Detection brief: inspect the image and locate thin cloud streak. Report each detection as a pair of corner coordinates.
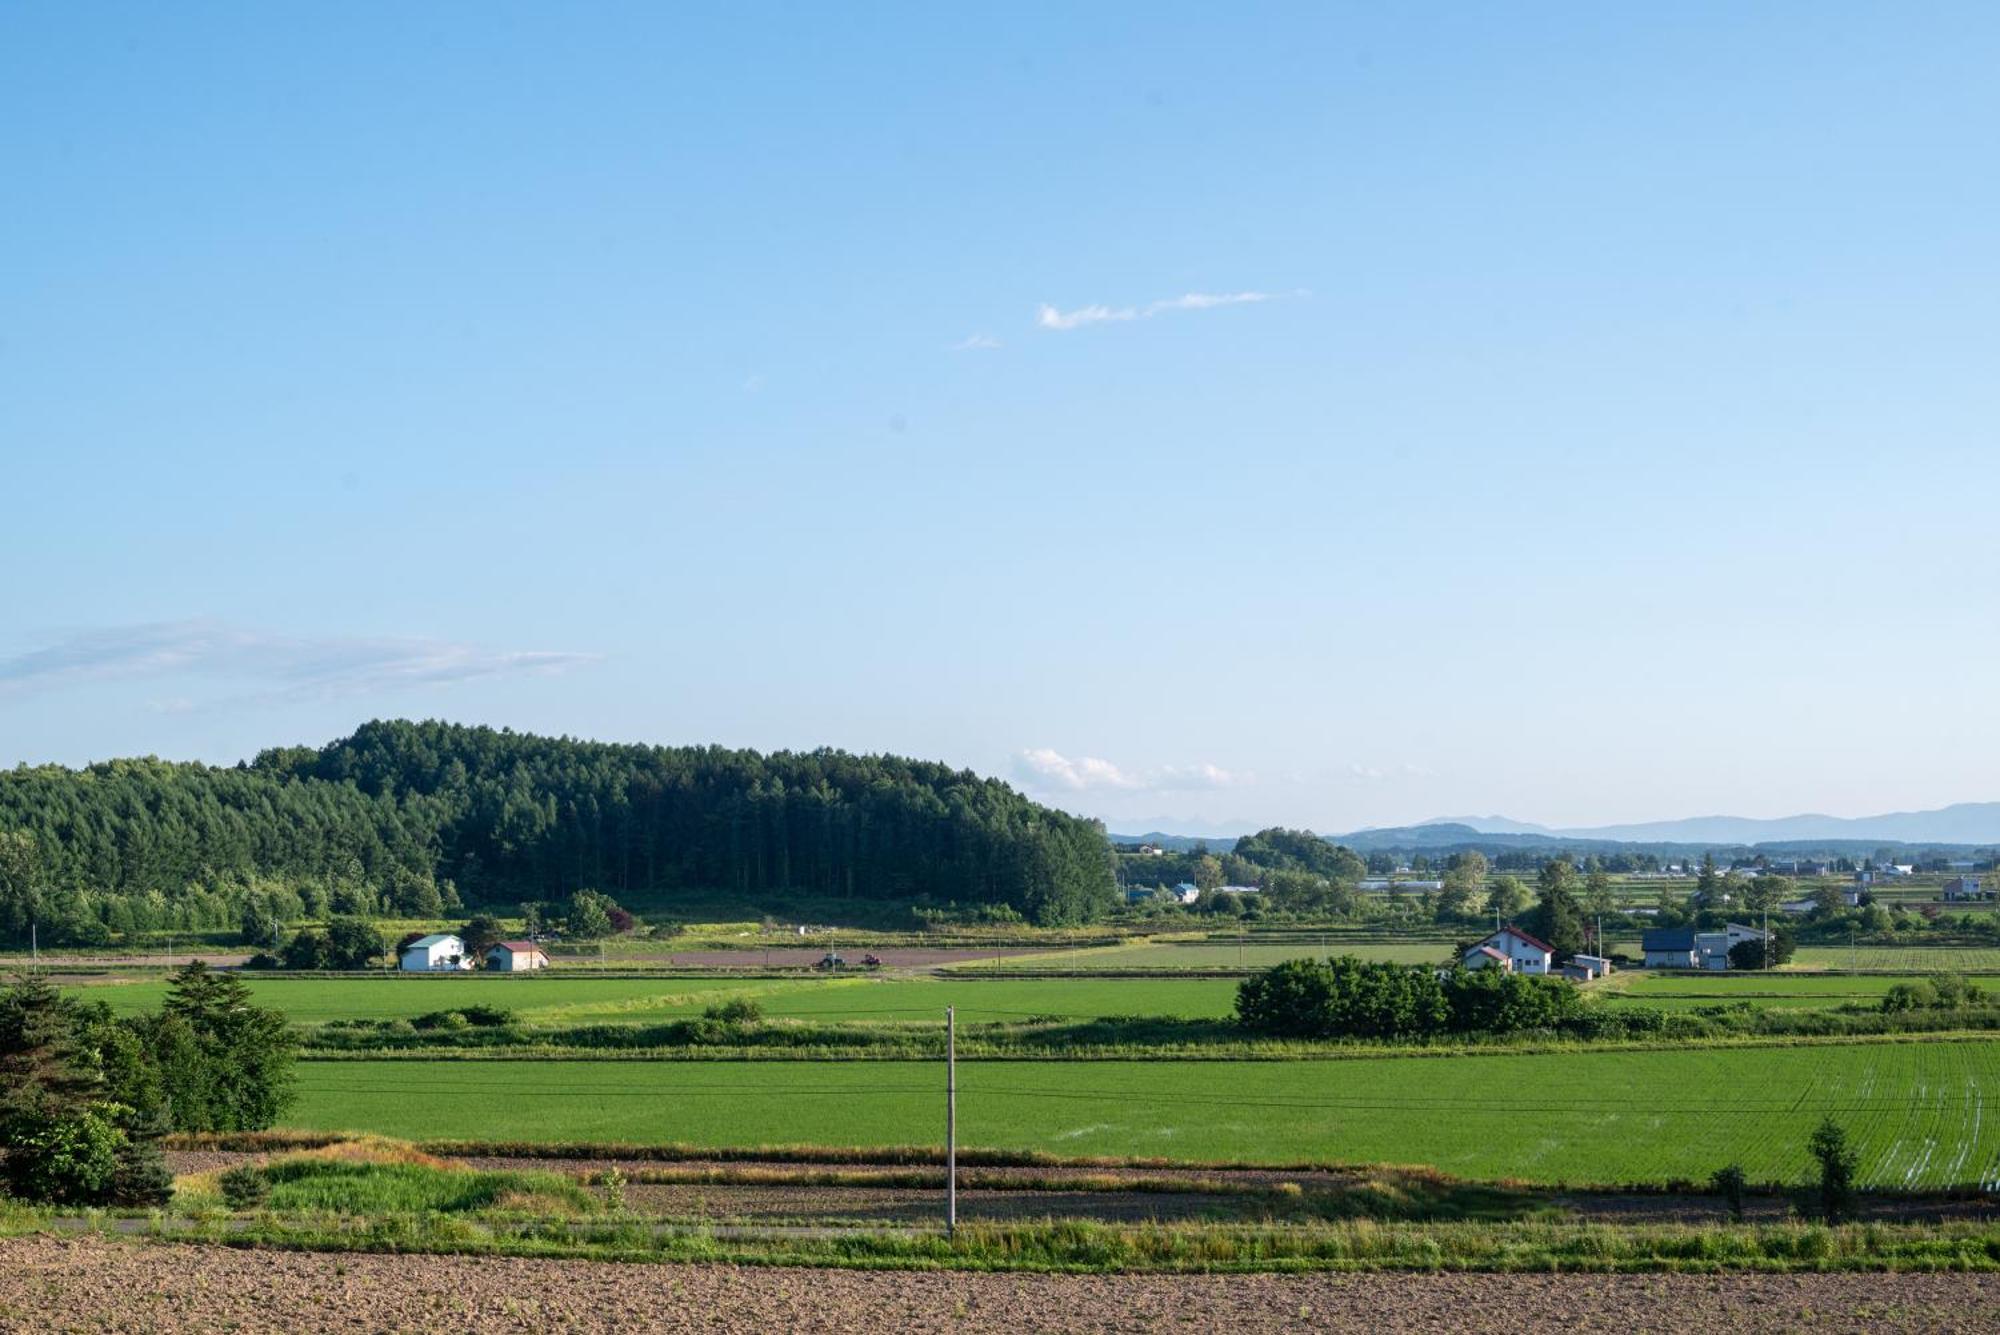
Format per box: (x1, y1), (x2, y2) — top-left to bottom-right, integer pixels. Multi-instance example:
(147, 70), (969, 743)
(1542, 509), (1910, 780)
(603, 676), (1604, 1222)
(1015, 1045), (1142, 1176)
(1036, 290), (1283, 332)
(0, 620), (600, 704)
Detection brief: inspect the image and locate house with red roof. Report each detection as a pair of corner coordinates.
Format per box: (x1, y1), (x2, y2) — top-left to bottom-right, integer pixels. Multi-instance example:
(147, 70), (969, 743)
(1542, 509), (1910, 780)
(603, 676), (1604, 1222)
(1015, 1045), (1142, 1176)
(484, 940), (551, 972)
(1460, 925), (1554, 975)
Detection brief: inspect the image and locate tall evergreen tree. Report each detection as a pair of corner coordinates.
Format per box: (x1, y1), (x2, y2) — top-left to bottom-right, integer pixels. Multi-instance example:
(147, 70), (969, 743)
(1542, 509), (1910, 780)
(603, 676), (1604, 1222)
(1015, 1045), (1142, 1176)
(1523, 860), (1587, 960)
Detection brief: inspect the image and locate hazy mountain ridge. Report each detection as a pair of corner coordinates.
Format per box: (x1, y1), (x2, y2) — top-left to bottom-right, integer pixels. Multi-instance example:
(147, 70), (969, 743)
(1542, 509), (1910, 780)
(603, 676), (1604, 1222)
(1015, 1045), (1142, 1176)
(1427, 802), (2000, 847)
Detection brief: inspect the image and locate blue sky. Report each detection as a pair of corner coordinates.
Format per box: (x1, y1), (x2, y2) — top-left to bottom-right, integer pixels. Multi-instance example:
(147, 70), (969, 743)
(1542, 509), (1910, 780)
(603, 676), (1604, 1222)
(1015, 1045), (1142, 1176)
(4, 3), (1998, 833)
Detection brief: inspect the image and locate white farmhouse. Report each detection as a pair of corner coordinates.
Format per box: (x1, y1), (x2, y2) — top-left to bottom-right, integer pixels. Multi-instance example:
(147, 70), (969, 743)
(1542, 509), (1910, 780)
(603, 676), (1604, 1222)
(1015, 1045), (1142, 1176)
(1641, 928), (1699, 969)
(1460, 926), (1554, 975)
(399, 933), (471, 972)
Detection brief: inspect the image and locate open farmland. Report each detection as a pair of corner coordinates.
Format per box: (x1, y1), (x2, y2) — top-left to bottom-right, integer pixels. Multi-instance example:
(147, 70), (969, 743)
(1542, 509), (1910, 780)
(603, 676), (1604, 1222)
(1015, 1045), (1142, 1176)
(67, 974), (795, 1022)
(1014, 939), (1456, 971)
(286, 1039), (2000, 1188)
(1790, 947), (2000, 973)
(1598, 973), (1934, 1011)
(8, 1235), (1996, 1333)
(66, 973), (1243, 1025)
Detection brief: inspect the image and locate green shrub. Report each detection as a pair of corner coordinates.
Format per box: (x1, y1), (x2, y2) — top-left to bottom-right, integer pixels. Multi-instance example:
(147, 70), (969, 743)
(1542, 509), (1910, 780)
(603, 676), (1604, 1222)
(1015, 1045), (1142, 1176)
(219, 1164), (270, 1208)
(1710, 1164), (1747, 1220)
(702, 997), (764, 1025)
(3, 1109), (124, 1206)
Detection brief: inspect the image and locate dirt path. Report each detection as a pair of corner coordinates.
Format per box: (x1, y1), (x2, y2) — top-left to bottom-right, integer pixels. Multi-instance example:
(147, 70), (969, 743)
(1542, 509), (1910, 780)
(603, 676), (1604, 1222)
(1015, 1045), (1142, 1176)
(0, 1235), (1994, 1332)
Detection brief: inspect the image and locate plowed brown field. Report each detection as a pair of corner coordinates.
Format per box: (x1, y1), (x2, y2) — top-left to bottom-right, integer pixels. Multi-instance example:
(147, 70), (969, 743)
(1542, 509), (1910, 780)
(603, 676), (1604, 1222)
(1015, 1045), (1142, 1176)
(0, 1235), (1995, 1333)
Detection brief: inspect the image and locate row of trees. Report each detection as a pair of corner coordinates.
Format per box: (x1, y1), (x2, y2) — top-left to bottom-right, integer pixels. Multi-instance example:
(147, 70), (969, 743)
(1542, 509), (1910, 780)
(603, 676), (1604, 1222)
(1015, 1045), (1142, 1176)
(0, 721), (1118, 938)
(1234, 957), (1584, 1041)
(0, 966), (295, 1205)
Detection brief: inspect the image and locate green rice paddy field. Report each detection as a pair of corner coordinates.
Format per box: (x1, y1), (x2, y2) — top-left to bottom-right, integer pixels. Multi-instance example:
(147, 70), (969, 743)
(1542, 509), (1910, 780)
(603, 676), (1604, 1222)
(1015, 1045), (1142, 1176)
(1021, 940), (1455, 970)
(288, 1040), (2000, 1188)
(1789, 947), (2000, 972)
(69, 974), (1244, 1023)
(1598, 973), (1929, 1011)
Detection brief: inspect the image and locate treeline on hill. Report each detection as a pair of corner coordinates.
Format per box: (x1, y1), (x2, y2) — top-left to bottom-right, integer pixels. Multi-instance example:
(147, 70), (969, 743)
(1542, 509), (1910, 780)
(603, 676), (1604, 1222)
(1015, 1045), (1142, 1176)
(0, 721), (1115, 945)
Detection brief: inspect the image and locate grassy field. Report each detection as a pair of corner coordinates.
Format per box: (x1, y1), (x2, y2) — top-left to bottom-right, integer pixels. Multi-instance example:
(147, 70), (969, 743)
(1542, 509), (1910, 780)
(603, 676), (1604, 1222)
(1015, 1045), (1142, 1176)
(1790, 947), (2000, 973)
(284, 1040), (2000, 1187)
(1009, 940), (1455, 971)
(69, 973), (1244, 1024)
(69, 975), (787, 1022)
(1596, 973), (1930, 1011)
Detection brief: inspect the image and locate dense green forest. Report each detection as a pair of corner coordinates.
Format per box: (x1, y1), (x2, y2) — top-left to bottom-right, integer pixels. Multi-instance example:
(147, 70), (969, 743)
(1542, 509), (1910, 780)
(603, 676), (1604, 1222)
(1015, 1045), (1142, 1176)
(0, 721), (1116, 943)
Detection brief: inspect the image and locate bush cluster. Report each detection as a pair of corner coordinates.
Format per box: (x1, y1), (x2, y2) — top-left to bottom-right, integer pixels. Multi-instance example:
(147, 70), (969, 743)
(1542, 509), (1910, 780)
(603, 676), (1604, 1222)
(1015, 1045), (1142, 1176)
(0, 964), (297, 1207)
(1235, 958), (1585, 1041)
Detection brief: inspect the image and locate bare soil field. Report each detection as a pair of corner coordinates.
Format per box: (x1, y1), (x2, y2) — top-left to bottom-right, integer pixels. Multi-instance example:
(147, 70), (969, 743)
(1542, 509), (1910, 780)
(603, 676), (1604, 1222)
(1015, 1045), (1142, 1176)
(0, 953), (251, 969)
(0, 1235), (1994, 1333)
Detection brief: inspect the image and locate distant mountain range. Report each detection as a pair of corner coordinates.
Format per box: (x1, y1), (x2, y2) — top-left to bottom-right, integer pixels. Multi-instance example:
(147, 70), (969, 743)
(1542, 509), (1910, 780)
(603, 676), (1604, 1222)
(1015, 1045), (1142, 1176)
(1402, 803), (2000, 847)
(1106, 830), (1244, 852)
(1116, 802), (2000, 855)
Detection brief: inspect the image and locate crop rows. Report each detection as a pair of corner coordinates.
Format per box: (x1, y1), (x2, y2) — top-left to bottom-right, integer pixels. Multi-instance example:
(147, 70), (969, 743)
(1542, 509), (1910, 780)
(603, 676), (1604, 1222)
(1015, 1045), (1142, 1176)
(283, 1040), (2000, 1188)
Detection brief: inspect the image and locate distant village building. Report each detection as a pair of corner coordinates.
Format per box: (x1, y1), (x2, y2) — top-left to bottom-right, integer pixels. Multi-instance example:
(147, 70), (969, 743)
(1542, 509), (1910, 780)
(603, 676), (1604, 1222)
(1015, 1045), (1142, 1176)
(1562, 952), (1612, 982)
(1173, 883), (1200, 904)
(1641, 928), (1700, 970)
(1943, 876), (1991, 902)
(1642, 924), (1767, 970)
(484, 940), (550, 972)
(1460, 926), (1554, 975)
(1216, 884), (1260, 896)
(1570, 953), (1612, 980)
(399, 933), (471, 972)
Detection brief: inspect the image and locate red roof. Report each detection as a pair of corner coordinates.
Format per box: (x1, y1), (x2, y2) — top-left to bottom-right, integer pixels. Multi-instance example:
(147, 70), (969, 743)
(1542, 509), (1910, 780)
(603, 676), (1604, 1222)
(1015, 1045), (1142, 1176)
(490, 940), (544, 954)
(1472, 945), (1507, 961)
(1491, 925), (1555, 955)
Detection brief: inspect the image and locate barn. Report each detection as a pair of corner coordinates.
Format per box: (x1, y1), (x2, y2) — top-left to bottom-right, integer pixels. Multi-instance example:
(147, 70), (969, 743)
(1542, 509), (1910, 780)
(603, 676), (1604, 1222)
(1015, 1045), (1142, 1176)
(485, 940), (551, 972)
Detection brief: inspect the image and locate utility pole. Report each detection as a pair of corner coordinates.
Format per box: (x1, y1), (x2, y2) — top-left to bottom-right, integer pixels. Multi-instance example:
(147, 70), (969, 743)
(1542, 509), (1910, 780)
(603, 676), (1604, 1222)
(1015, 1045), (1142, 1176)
(29, 920), (36, 965)
(945, 1005), (957, 1238)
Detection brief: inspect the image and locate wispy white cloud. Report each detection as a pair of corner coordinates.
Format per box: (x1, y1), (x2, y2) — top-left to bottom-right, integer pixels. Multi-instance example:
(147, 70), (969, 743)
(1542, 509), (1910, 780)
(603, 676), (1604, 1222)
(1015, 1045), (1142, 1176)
(1036, 289), (1287, 332)
(1015, 748), (1247, 793)
(950, 333), (1003, 351)
(1160, 761), (1248, 789)
(1347, 761), (1433, 784)
(1035, 303), (1138, 331)
(1144, 291), (1274, 314)
(0, 620), (600, 705)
